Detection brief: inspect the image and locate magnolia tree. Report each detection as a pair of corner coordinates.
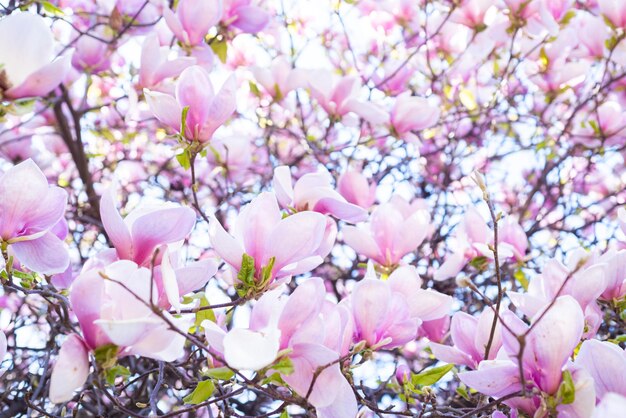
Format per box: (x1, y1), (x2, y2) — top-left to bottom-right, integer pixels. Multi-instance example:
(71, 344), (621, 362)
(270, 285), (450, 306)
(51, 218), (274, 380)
(1, 0), (626, 417)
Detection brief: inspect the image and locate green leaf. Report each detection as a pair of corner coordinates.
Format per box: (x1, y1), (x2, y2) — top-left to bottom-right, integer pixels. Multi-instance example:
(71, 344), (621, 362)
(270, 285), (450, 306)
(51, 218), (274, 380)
(195, 296), (217, 328)
(260, 257), (276, 287)
(469, 256), (489, 271)
(557, 370), (576, 405)
(184, 380), (215, 405)
(40, 1), (64, 16)
(514, 268), (529, 291)
(176, 150), (191, 170)
(203, 367), (234, 380)
(279, 410), (290, 418)
(559, 10), (576, 25)
(238, 254), (256, 286)
(539, 47), (549, 70)
(456, 384), (470, 401)
(249, 81), (261, 97)
(272, 356), (294, 376)
(94, 344), (119, 369)
(105, 365), (131, 385)
(180, 105), (190, 136)
(411, 364), (454, 387)
(210, 39), (228, 63)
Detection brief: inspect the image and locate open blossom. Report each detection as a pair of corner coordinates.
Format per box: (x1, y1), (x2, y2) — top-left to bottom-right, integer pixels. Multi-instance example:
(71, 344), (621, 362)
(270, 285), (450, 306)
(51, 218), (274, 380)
(574, 339), (626, 402)
(145, 65), (236, 143)
(209, 192), (331, 290)
(273, 165), (367, 223)
(434, 208), (525, 281)
(100, 186), (197, 266)
(98, 187), (216, 310)
(164, 0), (222, 47)
(507, 256), (607, 337)
(308, 72), (387, 123)
(250, 56), (305, 99)
(343, 264), (452, 350)
(138, 34), (196, 90)
(390, 93), (440, 142)
(0, 13), (71, 99)
(71, 34), (111, 74)
(202, 278), (357, 417)
(342, 195), (430, 267)
(430, 308), (502, 369)
(337, 168), (377, 209)
(70, 260), (191, 358)
(0, 159), (69, 274)
(222, 0), (270, 33)
(460, 296), (588, 416)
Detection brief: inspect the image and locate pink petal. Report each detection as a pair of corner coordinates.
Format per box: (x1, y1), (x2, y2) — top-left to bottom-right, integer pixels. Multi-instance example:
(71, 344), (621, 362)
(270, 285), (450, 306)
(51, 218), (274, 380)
(95, 317), (163, 347)
(575, 339), (626, 400)
(11, 232), (69, 275)
(459, 360), (522, 397)
(49, 334), (90, 403)
(208, 216), (245, 270)
(312, 197), (368, 223)
(351, 278), (391, 346)
(144, 90), (182, 131)
(130, 206), (196, 264)
(279, 278), (326, 346)
(430, 343), (475, 368)
(342, 226), (381, 262)
(433, 252), (466, 281)
(230, 5), (270, 33)
(272, 165), (295, 208)
(223, 328), (280, 371)
(99, 187), (132, 259)
(6, 54), (71, 99)
(178, 0), (222, 45)
(70, 269), (108, 349)
(266, 212), (327, 270)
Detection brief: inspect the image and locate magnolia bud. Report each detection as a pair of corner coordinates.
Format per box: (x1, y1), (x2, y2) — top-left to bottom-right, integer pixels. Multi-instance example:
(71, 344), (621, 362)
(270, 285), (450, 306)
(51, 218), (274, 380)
(396, 364), (411, 385)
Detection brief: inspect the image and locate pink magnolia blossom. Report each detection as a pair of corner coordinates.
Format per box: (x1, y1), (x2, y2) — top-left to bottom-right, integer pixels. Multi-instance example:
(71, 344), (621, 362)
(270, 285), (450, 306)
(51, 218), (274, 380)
(308, 72), (387, 124)
(342, 195), (430, 267)
(145, 65), (236, 143)
(337, 168), (377, 209)
(202, 278), (357, 417)
(0, 13), (72, 99)
(163, 0), (222, 47)
(343, 264), (452, 350)
(430, 308), (502, 369)
(434, 208), (523, 281)
(390, 93), (441, 142)
(451, 0), (494, 28)
(599, 0), (626, 28)
(460, 297), (588, 415)
(507, 257), (607, 337)
(71, 35), (111, 74)
(222, 0), (270, 34)
(598, 249), (626, 301)
(49, 334), (90, 403)
(574, 339), (626, 401)
(138, 34), (196, 90)
(70, 259), (191, 359)
(250, 56), (305, 99)
(100, 186), (197, 266)
(273, 165), (367, 223)
(208, 192), (331, 289)
(0, 159), (69, 274)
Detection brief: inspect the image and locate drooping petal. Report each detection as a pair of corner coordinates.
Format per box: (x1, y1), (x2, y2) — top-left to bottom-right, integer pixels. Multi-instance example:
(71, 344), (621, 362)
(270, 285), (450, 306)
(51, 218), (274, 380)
(99, 187), (132, 259)
(161, 248), (181, 313)
(459, 360), (522, 397)
(144, 89), (182, 131)
(49, 334), (90, 404)
(208, 216), (245, 269)
(5, 54), (71, 99)
(433, 252), (466, 281)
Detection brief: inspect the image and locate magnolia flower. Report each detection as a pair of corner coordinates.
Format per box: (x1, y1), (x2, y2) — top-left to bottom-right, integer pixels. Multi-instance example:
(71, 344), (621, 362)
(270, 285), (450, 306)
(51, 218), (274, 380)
(337, 169), (377, 209)
(431, 309), (502, 369)
(70, 260), (191, 359)
(71, 34), (111, 73)
(575, 339), (626, 401)
(0, 159), (69, 274)
(390, 93), (440, 142)
(0, 13), (71, 99)
(507, 258), (606, 337)
(343, 264), (452, 350)
(434, 208), (523, 281)
(138, 34), (196, 89)
(145, 65), (236, 143)
(307, 71), (387, 124)
(273, 165), (367, 223)
(460, 296), (586, 414)
(209, 192), (331, 290)
(598, 249), (626, 301)
(342, 195), (430, 267)
(250, 56), (305, 99)
(203, 278), (357, 417)
(163, 0), (222, 47)
(100, 186), (197, 266)
(222, 0), (270, 33)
